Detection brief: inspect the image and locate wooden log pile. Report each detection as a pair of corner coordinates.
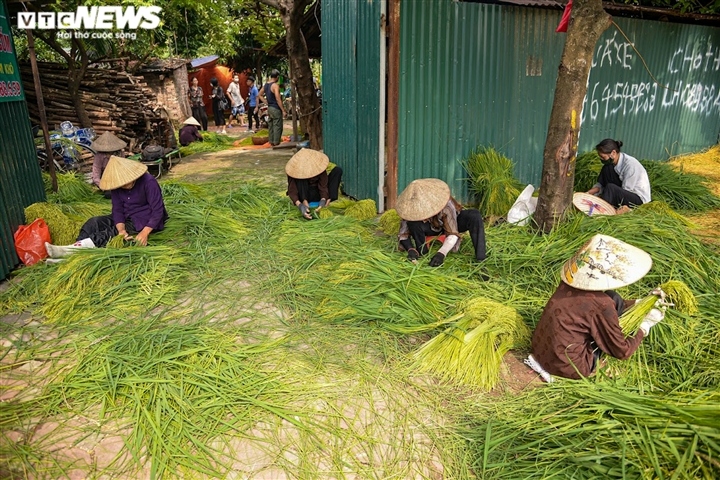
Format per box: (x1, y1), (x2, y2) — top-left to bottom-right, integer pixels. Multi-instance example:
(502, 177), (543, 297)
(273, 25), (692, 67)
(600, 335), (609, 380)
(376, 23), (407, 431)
(20, 62), (173, 165)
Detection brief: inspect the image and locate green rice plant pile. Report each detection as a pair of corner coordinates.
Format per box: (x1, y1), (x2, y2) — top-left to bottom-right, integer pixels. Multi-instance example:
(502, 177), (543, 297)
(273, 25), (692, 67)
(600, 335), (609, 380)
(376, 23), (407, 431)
(24, 202), (81, 245)
(641, 159), (720, 212)
(236, 129), (270, 146)
(106, 233), (130, 248)
(44, 172), (98, 204)
(178, 132), (236, 156)
(6, 247), (184, 324)
(572, 151), (602, 192)
(462, 146), (524, 217)
(315, 208), (333, 219)
(635, 200), (694, 227)
(326, 197), (356, 211)
(414, 297), (530, 390)
(378, 209), (401, 235)
(344, 199), (377, 221)
(465, 381), (720, 479)
(619, 280), (696, 335)
(56, 201), (110, 223)
(40, 321), (305, 479)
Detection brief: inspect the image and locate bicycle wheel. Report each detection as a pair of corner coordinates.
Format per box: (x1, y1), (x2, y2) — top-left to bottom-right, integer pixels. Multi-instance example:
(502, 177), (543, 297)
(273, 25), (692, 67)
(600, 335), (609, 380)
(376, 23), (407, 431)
(37, 144), (67, 173)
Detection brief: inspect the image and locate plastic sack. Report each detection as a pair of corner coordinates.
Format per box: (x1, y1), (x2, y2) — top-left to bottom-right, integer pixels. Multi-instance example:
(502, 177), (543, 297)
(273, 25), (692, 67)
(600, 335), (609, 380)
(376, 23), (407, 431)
(14, 218), (52, 266)
(507, 184), (538, 226)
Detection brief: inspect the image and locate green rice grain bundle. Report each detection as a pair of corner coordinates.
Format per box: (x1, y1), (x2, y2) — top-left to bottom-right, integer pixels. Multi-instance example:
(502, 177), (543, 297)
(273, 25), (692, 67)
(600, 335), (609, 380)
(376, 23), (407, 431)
(327, 197), (356, 211)
(316, 208), (334, 219)
(24, 202), (80, 245)
(47, 172), (97, 203)
(462, 146), (524, 217)
(619, 280), (697, 335)
(378, 209), (402, 236)
(414, 297), (530, 390)
(661, 279), (698, 316)
(345, 199), (377, 221)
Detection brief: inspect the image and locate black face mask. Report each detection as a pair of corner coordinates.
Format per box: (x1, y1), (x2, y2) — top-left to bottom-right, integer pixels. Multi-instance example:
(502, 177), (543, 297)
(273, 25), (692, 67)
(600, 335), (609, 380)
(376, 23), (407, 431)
(600, 157), (614, 166)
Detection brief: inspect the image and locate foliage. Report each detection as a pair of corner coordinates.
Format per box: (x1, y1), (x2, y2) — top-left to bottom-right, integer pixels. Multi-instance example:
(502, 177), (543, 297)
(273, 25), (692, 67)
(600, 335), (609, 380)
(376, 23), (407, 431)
(620, 0), (720, 15)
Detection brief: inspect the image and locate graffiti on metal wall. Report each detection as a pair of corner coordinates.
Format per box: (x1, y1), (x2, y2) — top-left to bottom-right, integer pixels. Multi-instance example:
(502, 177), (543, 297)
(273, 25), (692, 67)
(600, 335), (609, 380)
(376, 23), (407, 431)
(581, 30), (720, 123)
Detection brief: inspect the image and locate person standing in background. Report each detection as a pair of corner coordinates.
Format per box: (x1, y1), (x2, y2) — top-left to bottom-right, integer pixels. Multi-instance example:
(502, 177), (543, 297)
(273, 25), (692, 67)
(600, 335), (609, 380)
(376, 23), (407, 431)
(259, 69), (286, 145)
(209, 77), (227, 135)
(226, 74), (245, 129)
(188, 77), (208, 131)
(246, 76), (260, 133)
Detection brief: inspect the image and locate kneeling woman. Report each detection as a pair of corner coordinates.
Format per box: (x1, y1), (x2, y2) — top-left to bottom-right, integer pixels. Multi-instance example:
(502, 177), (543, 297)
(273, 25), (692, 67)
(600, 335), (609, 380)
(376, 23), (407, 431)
(286, 149), (343, 220)
(45, 156), (168, 257)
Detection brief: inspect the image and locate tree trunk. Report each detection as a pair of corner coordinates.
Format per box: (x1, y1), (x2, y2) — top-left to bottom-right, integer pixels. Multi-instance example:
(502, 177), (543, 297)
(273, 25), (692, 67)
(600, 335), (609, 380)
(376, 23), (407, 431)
(68, 67), (92, 128)
(173, 65), (192, 119)
(281, 6), (323, 149)
(534, 0), (611, 233)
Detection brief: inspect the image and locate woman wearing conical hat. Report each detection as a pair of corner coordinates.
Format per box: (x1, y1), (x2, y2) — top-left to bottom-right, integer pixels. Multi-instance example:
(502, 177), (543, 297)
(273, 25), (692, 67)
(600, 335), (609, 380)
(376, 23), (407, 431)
(286, 149), (343, 220)
(179, 117), (203, 147)
(395, 178), (486, 267)
(90, 131), (127, 189)
(45, 156), (169, 258)
(526, 235), (666, 381)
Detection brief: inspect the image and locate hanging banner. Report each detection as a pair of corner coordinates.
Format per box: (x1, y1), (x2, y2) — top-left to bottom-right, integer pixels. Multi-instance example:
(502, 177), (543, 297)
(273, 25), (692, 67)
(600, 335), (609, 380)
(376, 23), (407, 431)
(0, 1), (24, 102)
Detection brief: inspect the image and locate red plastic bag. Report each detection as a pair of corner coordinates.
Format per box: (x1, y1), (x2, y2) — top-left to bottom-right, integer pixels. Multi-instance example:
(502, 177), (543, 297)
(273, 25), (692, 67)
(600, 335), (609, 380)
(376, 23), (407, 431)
(556, 0), (573, 33)
(14, 218), (52, 266)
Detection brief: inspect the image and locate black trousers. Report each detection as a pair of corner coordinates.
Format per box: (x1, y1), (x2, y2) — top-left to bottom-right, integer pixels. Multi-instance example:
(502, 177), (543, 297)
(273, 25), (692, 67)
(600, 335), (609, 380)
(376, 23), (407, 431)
(212, 100), (225, 126)
(406, 209), (486, 261)
(191, 106), (209, 131)
(77, 215), (136, 248)
(597, 164), (643, 207)
(296, 167), (343, 202)
(247, 105), (260, 130)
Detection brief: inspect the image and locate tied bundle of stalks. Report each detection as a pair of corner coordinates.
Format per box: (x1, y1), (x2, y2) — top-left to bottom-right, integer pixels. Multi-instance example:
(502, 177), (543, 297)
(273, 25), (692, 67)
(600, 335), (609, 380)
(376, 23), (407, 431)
(316, 208), (333, 219)
(327, 197), (358, 211)
(24, 202), (81, 245)
(378, 209), (401, 236)
(345, 199), (377, 221)
(46, 172), (97, 204)
(619, 280), (697, 335)
(106, 234), (129, 248)
(462, 146), (523, 217)
(414, 297), (530, 390)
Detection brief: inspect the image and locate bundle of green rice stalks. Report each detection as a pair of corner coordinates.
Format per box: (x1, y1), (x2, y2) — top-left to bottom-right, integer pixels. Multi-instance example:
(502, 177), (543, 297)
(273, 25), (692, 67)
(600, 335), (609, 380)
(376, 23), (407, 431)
(462, 146), (523, 217)
(42, 321), (302, 479)
(327, 197), (357, 211)
(161, 180), (209, 204)
(24, 202), (81, 245)
(178, 131), (235, 156)
(57, 201), (110, 223)
(572, 151), (602, 192)
(466, 381), (720, 479)
(641, 159), (720, 212)
(414, 297), (530, 390)
(378, 209), (401, 235)
(345, 199), (377, 221)
(619, 280), (696, 335)
(106, 234), (130, 248)
(45, 172), (97, 203)
(315, 208), (334, 219)
(36, 247), (184, 324)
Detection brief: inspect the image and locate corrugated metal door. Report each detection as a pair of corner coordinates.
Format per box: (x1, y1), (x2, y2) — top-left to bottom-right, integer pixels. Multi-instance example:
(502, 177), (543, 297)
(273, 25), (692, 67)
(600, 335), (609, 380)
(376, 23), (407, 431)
(578, 17), (720, 158)
(0, 0), (46, 278)
(323, 0), (380, 202)
(398, 2), (565, 201)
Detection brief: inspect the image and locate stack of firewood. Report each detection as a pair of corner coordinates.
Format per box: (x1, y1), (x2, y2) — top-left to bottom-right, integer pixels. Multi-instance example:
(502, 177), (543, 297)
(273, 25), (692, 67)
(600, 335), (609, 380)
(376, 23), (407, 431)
(20, 62), (172, 155)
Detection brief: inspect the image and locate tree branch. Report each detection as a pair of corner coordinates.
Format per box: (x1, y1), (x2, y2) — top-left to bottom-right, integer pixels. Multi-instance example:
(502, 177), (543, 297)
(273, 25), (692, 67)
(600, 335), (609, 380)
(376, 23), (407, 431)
(34, 31), (73, 65)
(258, 0), (280, 10)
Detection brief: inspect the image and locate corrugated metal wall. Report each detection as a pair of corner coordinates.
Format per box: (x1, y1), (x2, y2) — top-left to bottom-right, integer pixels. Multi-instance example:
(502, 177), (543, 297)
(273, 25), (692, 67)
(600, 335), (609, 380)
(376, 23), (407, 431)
(0, 0), (46, 278)
(322, 0), (380, 202)
(397, 0), (720, 201)
(578, 18), (720, 158)
(0, 101), (46, 279)
(399, 2), (564, 200)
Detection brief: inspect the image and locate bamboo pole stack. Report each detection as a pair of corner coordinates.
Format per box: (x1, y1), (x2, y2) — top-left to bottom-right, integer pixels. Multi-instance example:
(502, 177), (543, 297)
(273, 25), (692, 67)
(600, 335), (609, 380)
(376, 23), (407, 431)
(20, 62), (172, 161)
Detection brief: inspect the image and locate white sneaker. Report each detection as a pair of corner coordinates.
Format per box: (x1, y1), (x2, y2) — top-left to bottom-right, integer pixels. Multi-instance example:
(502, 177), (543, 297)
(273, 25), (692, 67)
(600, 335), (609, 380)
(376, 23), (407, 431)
(45, 238), (96, 258)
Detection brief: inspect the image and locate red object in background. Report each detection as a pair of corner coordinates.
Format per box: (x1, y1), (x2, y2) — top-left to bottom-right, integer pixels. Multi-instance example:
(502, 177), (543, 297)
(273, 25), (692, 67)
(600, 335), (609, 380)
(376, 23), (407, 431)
(14, 218), (52, 266)
(556, 0), (573, 33)
(190, 65), (248, 118)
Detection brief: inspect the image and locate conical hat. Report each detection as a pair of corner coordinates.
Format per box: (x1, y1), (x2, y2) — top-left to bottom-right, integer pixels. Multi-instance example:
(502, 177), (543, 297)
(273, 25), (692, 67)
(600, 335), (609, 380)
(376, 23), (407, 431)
(573, 192), (616, 216)
(91, 131), (127, 152)
(285, 149), (330, 179)
(183, 116), (201, 126)
(99, 156), (148, 190)
(395, 178), (451, 221)
(561, 234), (652, 291)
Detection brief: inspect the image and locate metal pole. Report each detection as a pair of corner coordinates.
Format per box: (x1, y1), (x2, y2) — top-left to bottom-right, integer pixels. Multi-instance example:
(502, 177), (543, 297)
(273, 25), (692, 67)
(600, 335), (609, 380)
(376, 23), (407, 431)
(25, 25), (57, 192)
(377, 0), (387, 212)
(386, 0), (400, 208)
